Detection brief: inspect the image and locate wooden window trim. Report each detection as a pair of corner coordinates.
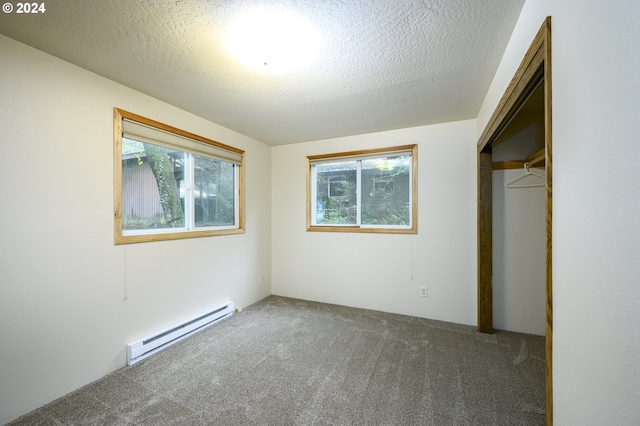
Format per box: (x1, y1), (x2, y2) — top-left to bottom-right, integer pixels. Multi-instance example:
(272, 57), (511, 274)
(113, 108), (245, 244)
(306, 144), (418, 234)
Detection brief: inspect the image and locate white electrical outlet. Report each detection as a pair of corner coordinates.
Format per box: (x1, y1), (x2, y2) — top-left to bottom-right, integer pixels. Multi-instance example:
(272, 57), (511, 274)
(420, 286), (428, 297)
(260, 275), (264, 284)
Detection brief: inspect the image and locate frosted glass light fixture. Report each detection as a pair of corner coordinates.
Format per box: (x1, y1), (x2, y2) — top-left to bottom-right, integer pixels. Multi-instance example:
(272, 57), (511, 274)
(225, 9), (320, 75)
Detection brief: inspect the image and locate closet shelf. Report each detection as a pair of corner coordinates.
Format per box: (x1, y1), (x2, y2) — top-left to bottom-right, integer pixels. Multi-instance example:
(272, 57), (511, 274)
(492, 148), (545, 170)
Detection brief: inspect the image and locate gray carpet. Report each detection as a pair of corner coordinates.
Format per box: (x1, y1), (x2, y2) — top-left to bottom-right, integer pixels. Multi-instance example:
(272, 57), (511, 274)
(9, 296), (545, 425)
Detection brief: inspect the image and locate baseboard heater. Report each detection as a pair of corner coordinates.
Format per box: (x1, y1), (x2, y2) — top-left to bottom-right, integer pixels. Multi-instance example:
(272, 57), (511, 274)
(126, 301), (234, 365)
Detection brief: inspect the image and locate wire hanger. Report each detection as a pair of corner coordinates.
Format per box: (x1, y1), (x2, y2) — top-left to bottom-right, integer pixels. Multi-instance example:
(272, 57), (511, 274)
(504, 163), (545, 188)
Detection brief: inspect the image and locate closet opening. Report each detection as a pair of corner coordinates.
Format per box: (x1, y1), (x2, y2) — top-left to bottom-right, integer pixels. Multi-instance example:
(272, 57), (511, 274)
(492, 81), (546, 335)
(476, 17), (552, 425)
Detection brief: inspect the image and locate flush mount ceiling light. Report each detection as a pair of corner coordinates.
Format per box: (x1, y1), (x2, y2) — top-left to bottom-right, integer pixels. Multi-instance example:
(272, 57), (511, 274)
(225, 9), (321, 75)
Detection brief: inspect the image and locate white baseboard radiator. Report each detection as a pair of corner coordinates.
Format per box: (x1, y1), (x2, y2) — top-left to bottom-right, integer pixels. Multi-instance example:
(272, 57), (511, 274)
(126, 301), (234, 366)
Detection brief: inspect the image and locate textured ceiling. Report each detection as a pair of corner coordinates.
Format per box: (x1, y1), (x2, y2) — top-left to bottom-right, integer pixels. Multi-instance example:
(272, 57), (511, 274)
(0, 0), (525, 146)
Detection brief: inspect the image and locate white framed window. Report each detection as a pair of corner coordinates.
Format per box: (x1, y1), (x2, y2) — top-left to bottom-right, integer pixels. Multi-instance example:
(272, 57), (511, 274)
(307, 145), (417, 234)
(114, 108), (245, 244)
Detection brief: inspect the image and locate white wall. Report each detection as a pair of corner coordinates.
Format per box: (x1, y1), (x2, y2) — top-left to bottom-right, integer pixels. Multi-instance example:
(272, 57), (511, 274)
(272, 120), (478, 325)
(492, 167), (545, 336)
(478, 0), (640, 423)
(492, 107), (546, 336)
(0, 35), (272, 424)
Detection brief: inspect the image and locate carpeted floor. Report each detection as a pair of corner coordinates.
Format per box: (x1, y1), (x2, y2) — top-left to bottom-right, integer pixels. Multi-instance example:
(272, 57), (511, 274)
(9, 296), (546, 425)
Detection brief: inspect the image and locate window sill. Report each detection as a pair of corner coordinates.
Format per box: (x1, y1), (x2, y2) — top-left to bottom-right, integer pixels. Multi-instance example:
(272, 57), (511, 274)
(114, 228), (245, 244)
(306, 225), (416, 234)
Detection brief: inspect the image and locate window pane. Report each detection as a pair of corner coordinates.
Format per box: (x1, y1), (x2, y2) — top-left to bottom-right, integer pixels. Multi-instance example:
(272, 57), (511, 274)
(361, 155), (411, 226)
(122, 138), (185, 230)
(314, 161), (357, 225)
(194, 155), (236, 227)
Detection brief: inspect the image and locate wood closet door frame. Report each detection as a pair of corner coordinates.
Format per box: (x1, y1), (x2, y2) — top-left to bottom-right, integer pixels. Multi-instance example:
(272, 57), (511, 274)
(476, 17), (553, 425)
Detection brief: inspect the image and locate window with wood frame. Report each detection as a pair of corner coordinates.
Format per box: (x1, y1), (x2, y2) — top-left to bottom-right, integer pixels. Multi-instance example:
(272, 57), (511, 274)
(114, 108), (245, 244)
(307, 145), (417, 234)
